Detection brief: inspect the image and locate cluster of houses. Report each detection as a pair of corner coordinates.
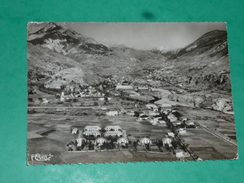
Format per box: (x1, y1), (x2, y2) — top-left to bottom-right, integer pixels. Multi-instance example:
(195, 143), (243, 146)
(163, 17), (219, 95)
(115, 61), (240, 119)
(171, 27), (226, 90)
(36, 75), (165, 108)
(134, 103), (168, 126)
(67, 125), (162, 152)
(59, 85), (105, 102)
(66, 103), (197, 158)
(73, 125), (125, 138)
(57, 79), (133, 103)
(67, 125), (129, 151)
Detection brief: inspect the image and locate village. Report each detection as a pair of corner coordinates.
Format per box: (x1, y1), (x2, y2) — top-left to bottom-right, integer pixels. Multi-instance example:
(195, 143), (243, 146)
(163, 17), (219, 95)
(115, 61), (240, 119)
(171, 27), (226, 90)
(65, 107), (198, 161)
(28, 75), (237, 164)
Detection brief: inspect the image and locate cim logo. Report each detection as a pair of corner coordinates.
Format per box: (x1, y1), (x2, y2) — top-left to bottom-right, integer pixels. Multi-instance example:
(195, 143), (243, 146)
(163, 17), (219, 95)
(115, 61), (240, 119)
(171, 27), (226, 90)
(30, 153), (53, 162)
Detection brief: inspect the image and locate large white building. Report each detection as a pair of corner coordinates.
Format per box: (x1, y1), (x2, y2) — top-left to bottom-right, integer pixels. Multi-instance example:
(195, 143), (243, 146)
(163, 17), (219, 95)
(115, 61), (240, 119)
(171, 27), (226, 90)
(115, 85), (134, 91)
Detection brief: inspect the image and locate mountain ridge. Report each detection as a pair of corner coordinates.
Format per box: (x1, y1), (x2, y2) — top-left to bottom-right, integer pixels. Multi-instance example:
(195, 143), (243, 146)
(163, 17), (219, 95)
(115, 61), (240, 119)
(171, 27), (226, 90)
(151, 29), (230, 92)
(28, 23), (230, 94)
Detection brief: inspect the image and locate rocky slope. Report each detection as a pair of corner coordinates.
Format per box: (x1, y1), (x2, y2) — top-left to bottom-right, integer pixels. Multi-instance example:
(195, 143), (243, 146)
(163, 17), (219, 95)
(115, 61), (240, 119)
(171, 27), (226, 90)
(28, 23), (232, 112)
(151, 30), (231, 92)
(149, 30), (233, 112)
(28, 22), (165, 89)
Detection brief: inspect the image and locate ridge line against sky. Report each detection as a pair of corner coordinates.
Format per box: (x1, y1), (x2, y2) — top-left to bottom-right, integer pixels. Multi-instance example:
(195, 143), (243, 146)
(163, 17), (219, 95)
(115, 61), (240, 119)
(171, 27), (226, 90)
(66, 22), (226, 50)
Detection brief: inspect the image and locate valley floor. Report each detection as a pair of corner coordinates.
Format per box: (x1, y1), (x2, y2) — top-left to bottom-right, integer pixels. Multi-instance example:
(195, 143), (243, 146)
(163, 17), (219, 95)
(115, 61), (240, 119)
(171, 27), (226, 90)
(27, 79), (237, 165)
(27, 106), (237, 165)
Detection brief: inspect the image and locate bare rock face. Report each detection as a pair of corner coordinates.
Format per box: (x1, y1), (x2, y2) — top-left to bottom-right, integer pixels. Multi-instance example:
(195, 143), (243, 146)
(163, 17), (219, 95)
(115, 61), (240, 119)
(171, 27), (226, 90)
(152, 30), (231, 93)
(27, 22), (47, 34)
(27, 22), (166, 90)
(212, 98), (226, 111)
(168, 93), (233, 113)
(44, 68), (85, 89)
(212, 98), (233, 113)
(168, 94), (204, 108)
(193, 97), (205, 108)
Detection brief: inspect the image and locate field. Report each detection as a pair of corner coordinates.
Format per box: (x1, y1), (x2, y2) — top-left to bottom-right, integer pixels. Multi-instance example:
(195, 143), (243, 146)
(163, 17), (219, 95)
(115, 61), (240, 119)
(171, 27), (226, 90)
(27, 106), (237, 165)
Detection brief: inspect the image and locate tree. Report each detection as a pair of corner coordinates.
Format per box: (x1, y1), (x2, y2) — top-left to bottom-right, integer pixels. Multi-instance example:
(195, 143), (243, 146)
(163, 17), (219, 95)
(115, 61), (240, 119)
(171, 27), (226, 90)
(104, 96), (108, 105)
(60, 84), (65, 90)
(134, 111), (140, 117)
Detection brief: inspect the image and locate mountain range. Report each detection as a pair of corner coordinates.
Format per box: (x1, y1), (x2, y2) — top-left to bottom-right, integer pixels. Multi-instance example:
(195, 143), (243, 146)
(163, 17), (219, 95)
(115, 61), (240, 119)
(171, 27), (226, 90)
(27, 22), (231, 94)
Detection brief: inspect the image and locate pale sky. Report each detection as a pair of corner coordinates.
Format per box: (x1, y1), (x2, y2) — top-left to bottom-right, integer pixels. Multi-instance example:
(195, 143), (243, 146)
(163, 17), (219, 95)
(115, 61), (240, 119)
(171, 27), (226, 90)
(67, 22), (226, 50)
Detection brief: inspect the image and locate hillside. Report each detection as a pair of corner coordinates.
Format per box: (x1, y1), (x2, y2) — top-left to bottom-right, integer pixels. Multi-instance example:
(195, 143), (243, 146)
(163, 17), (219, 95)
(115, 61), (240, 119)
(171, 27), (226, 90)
(27, 22), (166, 89)
(28, 22), (231, 97)
(151, 30), (231, 92)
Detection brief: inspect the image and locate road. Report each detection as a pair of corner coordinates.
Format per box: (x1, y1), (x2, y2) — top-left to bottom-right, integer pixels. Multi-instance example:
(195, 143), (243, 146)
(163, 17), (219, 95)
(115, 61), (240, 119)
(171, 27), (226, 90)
(195, 122), (237, 147)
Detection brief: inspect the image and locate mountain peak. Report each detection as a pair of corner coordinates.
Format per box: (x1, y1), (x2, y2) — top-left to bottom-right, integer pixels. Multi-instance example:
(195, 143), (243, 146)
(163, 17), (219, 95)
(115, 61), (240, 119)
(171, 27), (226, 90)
(169, 29), (227, 59)
(54, 22), (68, 30)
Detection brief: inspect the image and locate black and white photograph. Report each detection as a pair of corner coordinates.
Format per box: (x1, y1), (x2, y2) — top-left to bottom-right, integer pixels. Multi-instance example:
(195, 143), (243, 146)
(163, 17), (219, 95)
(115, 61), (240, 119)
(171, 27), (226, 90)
(27, 22), (237, 165)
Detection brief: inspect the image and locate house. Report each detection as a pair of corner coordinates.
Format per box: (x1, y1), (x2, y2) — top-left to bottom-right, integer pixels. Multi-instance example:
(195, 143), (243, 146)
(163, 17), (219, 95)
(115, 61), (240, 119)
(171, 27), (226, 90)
(149, 117), (166, 126)
(172, 120), (185, 128)
(146, 111), (160, 116)
(177, 128), (186, 135)
(158, 103), (172, 109)
(126, 110), (135, 116)
(106, 111), (119, 116)
(137, 86), (149, 91)
(83, 125), (101, 131)
(145, 104), (158, 111)
(149, 117), (159, 125)
(125, 91), (140, 97)
(95, 137), (107, 145)
(167, 132), (175, 138)
(175, 150), (190, 159)
(104, 125), (122, 131)
(122, 81), (130, 85)
(100, 107), (108, 111)
(162, 137), (172, 146)
(168, 113), (178, 122)
(42, 98), (49, 104)
(71, 128), (79, 135)
(98, 97), (112, 101)
(104, 131), (123, 137)
(137, 114), (150, 121)
(83, 130), (101, 137)
(139, 137), (152, 145)
(185, 121), (196, 128)
(117, 137), (128, 144)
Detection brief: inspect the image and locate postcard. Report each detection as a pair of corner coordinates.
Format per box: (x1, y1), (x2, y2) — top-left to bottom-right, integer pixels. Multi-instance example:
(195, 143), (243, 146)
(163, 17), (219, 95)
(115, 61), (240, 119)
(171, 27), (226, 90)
(27, 22), (237, 165)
